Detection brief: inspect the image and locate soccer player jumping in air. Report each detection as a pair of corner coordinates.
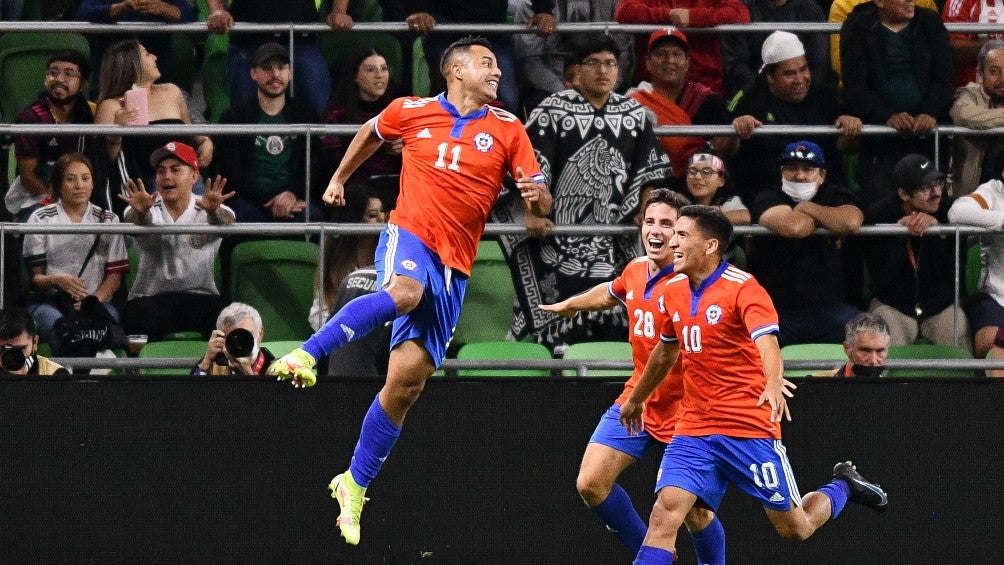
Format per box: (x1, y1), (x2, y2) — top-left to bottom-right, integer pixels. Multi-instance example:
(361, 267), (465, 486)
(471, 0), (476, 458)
(268, 36), (551, 545)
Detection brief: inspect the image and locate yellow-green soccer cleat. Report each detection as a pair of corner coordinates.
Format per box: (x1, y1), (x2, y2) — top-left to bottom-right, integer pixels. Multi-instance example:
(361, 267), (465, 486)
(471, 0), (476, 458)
(329, 471), (369, 545)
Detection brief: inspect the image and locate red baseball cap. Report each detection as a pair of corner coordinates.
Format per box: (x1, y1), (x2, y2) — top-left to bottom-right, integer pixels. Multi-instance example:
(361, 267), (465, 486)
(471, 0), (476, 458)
(648, 27), (688, 52)
(150, 141), (199, 171)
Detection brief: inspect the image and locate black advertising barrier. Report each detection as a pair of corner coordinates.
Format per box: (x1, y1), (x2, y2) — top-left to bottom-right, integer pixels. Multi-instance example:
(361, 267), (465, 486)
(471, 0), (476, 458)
(1, 377), (1002, 564)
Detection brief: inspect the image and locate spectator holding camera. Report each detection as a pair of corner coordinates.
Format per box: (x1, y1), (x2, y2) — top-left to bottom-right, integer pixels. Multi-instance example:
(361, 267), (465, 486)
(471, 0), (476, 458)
(0, 307), (67, 376)
(192, 302), (274, 376)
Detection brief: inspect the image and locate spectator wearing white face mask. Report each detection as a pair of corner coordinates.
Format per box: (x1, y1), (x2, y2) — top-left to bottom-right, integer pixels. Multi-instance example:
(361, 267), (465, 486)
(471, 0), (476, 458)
(747, 140), (864, 347)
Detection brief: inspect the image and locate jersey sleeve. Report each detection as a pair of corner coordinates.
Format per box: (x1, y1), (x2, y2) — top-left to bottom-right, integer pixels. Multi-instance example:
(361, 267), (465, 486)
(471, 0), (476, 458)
(103, 215), (129, 276)
(609, 273), (627, 306)
(507, 125), (546, 185)
(738, 280), (780, 341)
(22, 212), (47, 269)
(374, 97), (406, 141)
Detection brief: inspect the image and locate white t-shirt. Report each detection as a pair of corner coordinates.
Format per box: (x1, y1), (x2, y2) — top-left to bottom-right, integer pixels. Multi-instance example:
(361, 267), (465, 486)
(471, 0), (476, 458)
(125, 196), (234, 300)
(948, 178), (1004, 305)
(23, 202), (128, 294)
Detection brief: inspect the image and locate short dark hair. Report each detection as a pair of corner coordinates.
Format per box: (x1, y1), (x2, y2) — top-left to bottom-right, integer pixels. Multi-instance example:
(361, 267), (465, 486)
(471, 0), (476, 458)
(645, 188), (690, 212)
(0, 308), (36, 340)
(440, 35), (494, 79)
(571, 33), (621, 65)
(679, 204), (733, 254)
(47, 49), (90, 81)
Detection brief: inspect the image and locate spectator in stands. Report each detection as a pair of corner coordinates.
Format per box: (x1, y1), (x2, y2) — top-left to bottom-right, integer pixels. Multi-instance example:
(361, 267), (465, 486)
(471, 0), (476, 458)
(192, 302), (275, 376)
(679, 152), (750, 225)
(0, 307), (66, 376)
(948, 145), (1004, 358)
(493, 34), (672, 353)
(616, 0), (751, 95)
(205, 0), (340, 117)
(75, 0), (196, 87)
(310, 185), (386, 332)
(840, 0), (954, 206)
(748, 141), (863, 346)
(23, 153), (128, 351)
(94, 39), (212, 214)
(988, 323), (1004, 376)
(721, 0), (830, 97)
(10, 50), (100, 222)
(814, 312), (890, 377)
(627, 28), (736, 190)
(217, 42), (322, 223)
(828, 0), (938, 86)
(514, 0), (631, 114)
(397, 1), (557, 112)
(321, 46), (401, 210)
(941, 0), (1004, 88)
(118, 141), (235, 341)
(949, 40), (1004, 197)
(865, 154), (969, 350)
(729, 31), (862, 206)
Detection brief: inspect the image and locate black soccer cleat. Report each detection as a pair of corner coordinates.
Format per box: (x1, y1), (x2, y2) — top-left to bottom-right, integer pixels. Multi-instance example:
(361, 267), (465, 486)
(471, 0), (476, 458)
(833, 461), (888, 512)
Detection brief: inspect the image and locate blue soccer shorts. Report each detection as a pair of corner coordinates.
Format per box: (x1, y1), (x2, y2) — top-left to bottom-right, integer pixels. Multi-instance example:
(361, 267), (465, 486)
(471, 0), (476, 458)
(375, 223), (467, 368)
(655, 434), (803, 512)
(588, 404), (663, 460)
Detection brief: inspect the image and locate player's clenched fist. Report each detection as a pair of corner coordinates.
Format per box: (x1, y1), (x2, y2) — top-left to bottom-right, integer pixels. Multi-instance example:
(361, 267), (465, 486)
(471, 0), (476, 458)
(267, 348), (318, 388)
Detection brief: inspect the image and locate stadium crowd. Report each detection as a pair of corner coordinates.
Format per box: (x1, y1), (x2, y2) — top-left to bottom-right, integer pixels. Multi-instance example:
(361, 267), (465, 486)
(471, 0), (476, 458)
(1, 0), (1000, 369)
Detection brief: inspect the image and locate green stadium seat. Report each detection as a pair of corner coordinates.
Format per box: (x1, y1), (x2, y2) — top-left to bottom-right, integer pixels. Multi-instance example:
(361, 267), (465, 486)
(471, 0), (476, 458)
(261, 340), (303, 358)
(455, 341), (552, 377)
(886, 344), (974, 378)
(138, 340), (206, 375)
(229, 239), (319, 342)
(452, 240), (516, 347)
(780, 343), (846, 378)
(0, 32), (91, 123)
(561, 341), (633, 377)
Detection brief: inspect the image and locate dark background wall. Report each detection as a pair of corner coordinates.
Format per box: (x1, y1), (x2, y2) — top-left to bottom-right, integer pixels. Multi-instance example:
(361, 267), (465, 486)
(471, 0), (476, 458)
(2, 378), (1002, 564)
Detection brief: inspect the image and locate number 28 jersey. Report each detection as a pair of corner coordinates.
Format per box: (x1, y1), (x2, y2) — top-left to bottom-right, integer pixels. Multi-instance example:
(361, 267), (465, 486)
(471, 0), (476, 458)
(376, 94), (544, 276)
(609, 257), (684, 443)
(658, 261), (782, 439)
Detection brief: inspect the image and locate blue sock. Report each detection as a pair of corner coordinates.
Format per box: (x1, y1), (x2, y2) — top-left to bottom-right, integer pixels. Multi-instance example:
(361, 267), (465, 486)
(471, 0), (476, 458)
(348, 395), (401, 488)
(593, 483), (647, 553)
(303, 289), (397, 359)
(634, 545), (675, 565)
(688, 516), (725, 565)
(817, 479), (851, 519)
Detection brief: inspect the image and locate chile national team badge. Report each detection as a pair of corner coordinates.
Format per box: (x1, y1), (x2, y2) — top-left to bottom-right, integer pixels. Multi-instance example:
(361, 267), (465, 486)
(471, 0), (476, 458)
(705, 305), (722, 325)
(473, 133), (494, 152)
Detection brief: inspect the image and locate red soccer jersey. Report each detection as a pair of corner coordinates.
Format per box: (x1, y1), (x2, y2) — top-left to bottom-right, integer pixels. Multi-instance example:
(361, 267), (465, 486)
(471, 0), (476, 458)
(610, 257), (685, 443)
(658, 262), (782, 439)
(376, 95), (543, 275)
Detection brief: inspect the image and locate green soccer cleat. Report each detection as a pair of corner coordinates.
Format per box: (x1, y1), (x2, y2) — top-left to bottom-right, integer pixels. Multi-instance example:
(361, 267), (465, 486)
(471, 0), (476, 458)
(329, 471), (369, 545)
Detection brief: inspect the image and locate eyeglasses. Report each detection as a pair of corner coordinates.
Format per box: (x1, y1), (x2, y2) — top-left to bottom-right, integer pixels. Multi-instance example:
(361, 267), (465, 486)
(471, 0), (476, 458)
(686, 167), (720, 177)
(580, 58), (618, 69)
(46, 68), (80, 80)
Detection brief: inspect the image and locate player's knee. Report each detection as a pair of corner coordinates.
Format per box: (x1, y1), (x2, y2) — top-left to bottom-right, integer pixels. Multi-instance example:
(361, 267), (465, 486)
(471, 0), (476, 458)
(772, 518), (813, 541)
(683, 506), (715, 533)
(648, 495), (687, 532)
(384, 378), (426, 411)
(575, 471), (610, 507)
(385, 277), (423, 313)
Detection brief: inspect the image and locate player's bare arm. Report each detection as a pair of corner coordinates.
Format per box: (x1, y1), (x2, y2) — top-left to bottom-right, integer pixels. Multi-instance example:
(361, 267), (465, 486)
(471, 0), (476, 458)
(516, 165), (552, 217)
(540, 282), (618, 318)
(754, 333), (794, 422)
(620, 340), (680, 435)
(324, 117), (386, 206)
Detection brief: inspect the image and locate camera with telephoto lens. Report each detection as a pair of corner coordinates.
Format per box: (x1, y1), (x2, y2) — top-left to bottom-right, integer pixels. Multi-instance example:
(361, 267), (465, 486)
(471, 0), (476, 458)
(214, 328), (256, 365)
(1, 345), (28, 372)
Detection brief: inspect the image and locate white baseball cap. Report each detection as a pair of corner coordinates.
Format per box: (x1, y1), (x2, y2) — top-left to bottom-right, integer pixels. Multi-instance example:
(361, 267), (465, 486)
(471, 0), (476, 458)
(759, 31), (805, 73)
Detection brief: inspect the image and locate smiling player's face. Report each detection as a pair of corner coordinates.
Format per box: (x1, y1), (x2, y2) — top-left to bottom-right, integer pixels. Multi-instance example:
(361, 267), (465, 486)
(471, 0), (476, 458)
(459, 45), (501, 104)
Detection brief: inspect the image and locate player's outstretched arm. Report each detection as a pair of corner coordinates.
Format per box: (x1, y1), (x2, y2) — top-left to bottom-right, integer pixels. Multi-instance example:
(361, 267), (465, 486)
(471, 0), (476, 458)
(324, 117), (386, 206)
(540, 282), (618, 318)
(620, 340), (680, 435)
(754, 333), (794, 422)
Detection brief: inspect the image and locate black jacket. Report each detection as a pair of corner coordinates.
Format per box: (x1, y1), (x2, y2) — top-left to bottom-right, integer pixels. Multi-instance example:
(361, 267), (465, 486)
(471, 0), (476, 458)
(840, 3), (954, 123)
(217, 96), (321, 207)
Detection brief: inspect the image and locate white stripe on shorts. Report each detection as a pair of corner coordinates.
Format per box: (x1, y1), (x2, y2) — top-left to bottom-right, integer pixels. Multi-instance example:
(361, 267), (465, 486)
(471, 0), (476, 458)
(773, 440), (803, 506)
(381, 224), (399, 287)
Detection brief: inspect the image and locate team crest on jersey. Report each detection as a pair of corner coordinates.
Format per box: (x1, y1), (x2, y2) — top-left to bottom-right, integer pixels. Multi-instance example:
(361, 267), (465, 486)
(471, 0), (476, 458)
(473, 132), (494, 152)
(401, 259), (417, 271)
(705, 305), (722, 325)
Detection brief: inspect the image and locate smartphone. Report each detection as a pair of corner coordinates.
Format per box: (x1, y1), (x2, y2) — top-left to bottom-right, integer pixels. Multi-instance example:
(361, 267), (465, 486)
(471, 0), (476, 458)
(123, 87), (149, 126)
